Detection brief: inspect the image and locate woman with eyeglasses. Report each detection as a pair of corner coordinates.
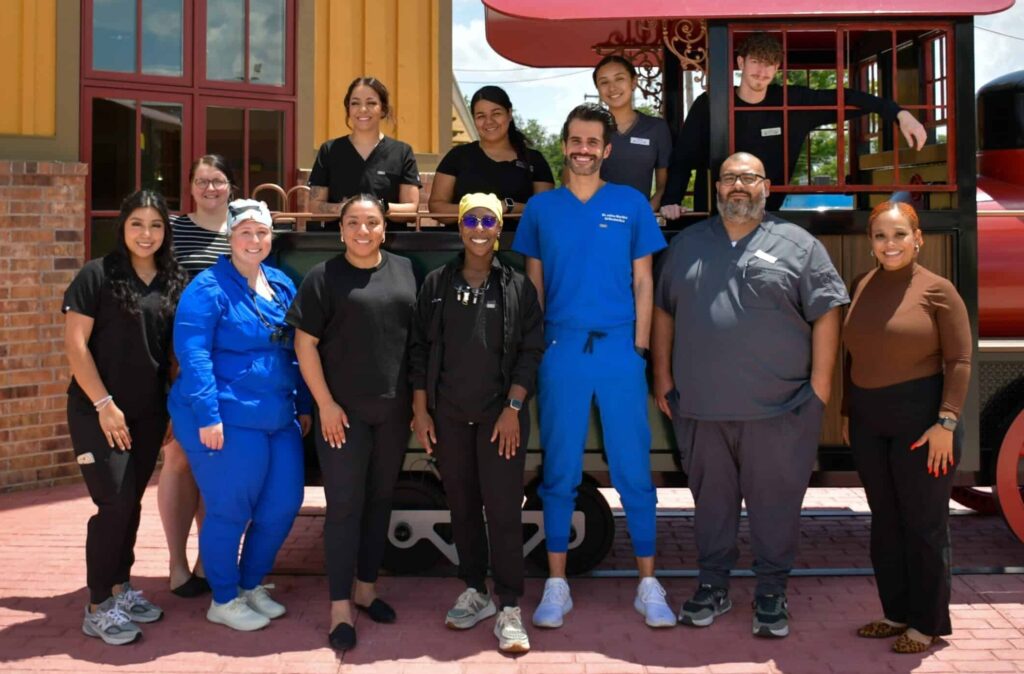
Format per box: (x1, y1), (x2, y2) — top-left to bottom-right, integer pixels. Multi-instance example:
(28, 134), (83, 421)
(169, 199), (312, 632)
(409, 193), (544, 653)
(592, 55), (672, 210)
(288, 194), (417, 652)
(307, 77), (421, 230)
(428, 86), (554, 224)
(160, 154), (237, 598)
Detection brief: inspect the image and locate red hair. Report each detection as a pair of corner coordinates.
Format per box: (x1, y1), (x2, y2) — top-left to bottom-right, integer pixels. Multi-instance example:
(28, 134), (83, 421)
(867, 200), (920, 234)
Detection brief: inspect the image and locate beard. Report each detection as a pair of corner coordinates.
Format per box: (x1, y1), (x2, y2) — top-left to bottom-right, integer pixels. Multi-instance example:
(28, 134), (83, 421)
(564, 152), (603, 177)
(717, 188), (766, 221)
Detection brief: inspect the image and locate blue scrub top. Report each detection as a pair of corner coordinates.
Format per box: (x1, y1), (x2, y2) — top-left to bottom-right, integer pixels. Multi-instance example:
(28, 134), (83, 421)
(512, 183), (666, 330)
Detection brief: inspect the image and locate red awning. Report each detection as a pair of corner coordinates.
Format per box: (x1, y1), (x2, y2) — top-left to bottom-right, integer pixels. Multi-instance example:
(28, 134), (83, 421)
(483, 0), (1013, 67)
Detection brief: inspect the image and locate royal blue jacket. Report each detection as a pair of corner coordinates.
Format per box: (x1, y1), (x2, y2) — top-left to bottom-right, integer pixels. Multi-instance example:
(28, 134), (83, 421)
(169, 255), (311, 431)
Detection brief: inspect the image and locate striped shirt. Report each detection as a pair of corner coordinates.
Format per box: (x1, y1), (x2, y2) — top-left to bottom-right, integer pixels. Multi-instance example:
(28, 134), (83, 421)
(171, 214), (231, 280)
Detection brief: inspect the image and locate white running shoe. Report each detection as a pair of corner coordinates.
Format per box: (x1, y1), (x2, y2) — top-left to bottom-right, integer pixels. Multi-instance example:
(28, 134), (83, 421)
(207, 596), (271, 631)
(445, 588), (496, 629)
(494, 606), (530, 653)
(240, 584), (286, 619)
(531, 578), (572, 628)
(634, 577), (677, 628)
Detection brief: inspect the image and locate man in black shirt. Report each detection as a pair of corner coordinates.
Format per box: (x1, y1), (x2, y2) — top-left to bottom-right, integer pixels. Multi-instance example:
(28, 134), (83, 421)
(661, 32), (928, 216)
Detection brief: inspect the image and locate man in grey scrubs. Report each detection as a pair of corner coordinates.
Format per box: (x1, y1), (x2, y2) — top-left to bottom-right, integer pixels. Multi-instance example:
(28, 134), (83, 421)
(651, 152), (849, 639)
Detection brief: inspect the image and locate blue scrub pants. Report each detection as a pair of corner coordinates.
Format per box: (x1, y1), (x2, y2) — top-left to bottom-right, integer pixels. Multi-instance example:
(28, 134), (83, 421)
(537, 323), (657, 557)
(171, 404), (305, 604)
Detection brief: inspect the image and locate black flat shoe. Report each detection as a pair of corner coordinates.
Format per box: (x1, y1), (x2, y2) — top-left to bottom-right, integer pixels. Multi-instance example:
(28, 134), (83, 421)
(329, 623), (357, 651)
(355, 598), (396, 623)
(170, 574), (210, 598)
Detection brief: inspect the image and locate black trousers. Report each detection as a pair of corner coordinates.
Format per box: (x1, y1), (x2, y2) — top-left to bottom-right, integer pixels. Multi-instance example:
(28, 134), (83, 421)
(67, 396), (166, 604)
(433, 403), (528, 607)
(849, 374), (961, 636)
(316, 395), (409, 601)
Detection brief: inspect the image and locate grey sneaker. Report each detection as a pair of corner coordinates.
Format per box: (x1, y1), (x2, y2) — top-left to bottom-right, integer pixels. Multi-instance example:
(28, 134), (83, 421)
(445, 588), (496, 629)
(82, 597), (142, 645)
(494, 606), (530, 653)
(679, 584), (731, 627)
(752, 593), (789, 638)
(114, 582), (163, 623)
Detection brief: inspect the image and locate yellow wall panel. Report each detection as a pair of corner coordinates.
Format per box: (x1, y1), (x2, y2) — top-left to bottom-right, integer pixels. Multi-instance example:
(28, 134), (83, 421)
(0, 0), (56, 137)
(313, 0), (443, 156)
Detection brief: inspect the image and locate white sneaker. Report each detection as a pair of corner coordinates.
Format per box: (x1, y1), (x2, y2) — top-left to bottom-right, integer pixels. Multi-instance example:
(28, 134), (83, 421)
(634, 577), (677, 628)
(445, 588), (496, 629)
(494, 606), (530, 653)
(240, 584), (285, 619)
(207, 596), (271, 631)
(531, 578), (572, 628)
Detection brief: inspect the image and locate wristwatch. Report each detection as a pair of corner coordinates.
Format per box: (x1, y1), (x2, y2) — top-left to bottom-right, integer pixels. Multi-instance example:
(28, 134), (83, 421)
(503, 197), (515, 214)
(938, 416), (958, 431)
(506, 398), (523, 411)
(634, 345), (649, 359)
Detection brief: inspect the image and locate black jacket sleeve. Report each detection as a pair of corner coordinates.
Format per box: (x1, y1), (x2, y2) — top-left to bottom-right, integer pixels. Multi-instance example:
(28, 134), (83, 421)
(663, 94), (711, 207)
(508, 275), (545, 396)
(787, 85), (903, 131)
(408, 270), (439, 392)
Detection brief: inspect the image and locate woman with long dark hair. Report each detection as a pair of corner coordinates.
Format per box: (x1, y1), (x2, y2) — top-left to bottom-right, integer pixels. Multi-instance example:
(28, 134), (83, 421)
(64, 190), (188, 645)
(428, 86), (554, 220)
(307, 77), (422, 229)
(160, 153), (237, 598)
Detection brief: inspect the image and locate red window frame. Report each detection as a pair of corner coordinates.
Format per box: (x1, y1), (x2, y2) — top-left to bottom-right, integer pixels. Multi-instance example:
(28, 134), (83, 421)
(922, 33), (949, 127)
(727, 22), (957, 196)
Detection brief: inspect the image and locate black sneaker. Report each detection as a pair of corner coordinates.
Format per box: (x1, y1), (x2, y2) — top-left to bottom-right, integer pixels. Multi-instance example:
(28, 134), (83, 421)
(679, 584), (731, 627)
(752, 593), (789, 638)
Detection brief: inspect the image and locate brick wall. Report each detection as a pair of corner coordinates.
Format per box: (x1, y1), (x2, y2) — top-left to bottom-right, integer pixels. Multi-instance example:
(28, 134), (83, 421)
(0, 161), (88, 491)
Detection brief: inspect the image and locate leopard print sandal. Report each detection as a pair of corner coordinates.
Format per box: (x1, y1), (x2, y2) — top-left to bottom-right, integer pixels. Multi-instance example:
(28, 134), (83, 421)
(857, 620), (908, 639)
(892, 633), (938, 654)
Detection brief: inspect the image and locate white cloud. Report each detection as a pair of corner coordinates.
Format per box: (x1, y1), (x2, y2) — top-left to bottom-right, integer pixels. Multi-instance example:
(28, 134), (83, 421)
(975, 4), (1024, 89)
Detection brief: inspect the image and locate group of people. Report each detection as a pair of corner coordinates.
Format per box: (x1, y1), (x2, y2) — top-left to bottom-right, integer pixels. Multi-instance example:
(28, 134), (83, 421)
(63, 32), (969, 659)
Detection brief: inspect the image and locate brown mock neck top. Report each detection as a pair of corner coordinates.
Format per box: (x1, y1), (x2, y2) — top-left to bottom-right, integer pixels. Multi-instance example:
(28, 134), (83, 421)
(843, 262), (972, 416)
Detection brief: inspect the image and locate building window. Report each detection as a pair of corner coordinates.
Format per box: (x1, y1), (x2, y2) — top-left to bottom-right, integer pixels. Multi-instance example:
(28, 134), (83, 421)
(89, 0), (185, 79)
(202, 0), (288, 89)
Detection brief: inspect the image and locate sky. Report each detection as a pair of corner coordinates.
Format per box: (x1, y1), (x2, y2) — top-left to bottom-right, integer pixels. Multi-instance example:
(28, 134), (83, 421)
(453, 0), (1024, 134)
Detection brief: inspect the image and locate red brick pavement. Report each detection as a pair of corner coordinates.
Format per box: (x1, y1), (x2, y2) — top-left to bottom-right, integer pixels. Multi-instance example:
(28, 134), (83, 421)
(2, 480), (1024, 673)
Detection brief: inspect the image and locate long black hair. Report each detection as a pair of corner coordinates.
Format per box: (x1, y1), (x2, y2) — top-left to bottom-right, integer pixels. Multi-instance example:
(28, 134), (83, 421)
(107, 190), (188, 319)
(470, 85), (529, 161)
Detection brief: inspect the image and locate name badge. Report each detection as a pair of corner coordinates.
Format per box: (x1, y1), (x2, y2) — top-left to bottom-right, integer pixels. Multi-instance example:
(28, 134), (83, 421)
(485, 301), (497, 309)
(629, 136), (651, 146)
(761, 127), (782, 137)
(376, 170), (387, 175)
(754, 249), (778, 264)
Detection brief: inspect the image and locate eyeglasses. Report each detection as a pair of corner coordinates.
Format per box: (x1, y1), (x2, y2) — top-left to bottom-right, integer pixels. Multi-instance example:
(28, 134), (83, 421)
(194, 178), (230, 190)
(719, 173), (766, 186)
(461, 214), (499, 229)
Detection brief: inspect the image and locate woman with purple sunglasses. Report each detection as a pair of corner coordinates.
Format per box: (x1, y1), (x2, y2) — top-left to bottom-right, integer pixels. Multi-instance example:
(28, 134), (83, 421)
(409, 192), (544, 653)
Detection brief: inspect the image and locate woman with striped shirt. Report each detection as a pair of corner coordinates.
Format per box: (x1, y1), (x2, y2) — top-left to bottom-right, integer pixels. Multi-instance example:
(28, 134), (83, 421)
(159, 154), (235, 597)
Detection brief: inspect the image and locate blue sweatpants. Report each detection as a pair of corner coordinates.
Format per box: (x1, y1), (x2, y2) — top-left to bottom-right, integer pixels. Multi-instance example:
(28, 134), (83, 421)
(537, 323), (657, 557)
(171, 404), (305, 604)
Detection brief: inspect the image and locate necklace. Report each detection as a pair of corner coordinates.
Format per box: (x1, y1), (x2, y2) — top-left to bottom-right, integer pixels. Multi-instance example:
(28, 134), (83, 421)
(453, 275), (491, 306)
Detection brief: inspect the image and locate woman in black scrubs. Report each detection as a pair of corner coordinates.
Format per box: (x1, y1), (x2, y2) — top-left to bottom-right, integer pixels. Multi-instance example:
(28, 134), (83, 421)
(428, 86), (554, 223)
(64, 190), (187, 645)
(410, 193), (544, 653)
(288, 194), (417, 652)
(307, 77), (421, 229)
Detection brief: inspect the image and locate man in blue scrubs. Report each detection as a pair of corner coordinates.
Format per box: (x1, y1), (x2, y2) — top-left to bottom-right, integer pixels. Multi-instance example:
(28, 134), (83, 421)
(512, 104), (672, 629)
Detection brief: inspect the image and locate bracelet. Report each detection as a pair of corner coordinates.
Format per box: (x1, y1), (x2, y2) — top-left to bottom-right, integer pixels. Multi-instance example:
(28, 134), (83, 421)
(93, 395), (113, 411)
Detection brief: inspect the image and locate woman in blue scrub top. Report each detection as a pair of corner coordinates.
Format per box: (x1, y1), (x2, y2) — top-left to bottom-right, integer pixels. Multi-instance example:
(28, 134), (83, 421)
(169, 199), (312, 633)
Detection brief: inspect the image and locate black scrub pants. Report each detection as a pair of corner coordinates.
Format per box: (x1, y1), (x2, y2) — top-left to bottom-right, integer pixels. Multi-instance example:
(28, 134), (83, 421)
(848, 374), (960, 637)
(67, 396), (166, 605)
(433, 403), (528, 608)
(316, 395), (410, 601)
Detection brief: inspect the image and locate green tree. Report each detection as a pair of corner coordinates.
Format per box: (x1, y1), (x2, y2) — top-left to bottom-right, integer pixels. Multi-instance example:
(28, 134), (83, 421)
(515, 114), (565, 186)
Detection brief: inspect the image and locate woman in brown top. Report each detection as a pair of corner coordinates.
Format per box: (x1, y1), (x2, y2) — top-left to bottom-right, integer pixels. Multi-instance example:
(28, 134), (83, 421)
(842, 200), (971, 654)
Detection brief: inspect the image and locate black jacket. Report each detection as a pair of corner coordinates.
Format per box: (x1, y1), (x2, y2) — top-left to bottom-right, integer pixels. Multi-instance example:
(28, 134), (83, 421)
(409, 253), (544, 410)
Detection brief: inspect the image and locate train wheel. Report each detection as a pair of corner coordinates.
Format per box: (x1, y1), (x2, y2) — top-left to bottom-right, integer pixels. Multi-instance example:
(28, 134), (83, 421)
(524, 476), (616, 575)
(381, 472), (449, 574)
(995, 409), (1024, 543)
(950, 487), (999, 515)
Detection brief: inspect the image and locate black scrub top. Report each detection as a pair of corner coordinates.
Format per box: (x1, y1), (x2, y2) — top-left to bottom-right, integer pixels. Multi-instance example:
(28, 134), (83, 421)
(62, 256), (173, 418)
(286, 250), (417, 404)
(308, 135), (422, 205)
(435, 142), (554, 205)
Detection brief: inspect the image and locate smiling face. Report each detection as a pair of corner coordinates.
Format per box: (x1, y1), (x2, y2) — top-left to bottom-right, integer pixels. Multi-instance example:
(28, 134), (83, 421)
(341, 200), (386, 262)
(459, 206), (501, 260)
(716, 154), (770, 221)
(473, 99), (512, 145)
(123, 206), (166, 263)
(347, 84), (384, 133)
(594, 61), (636, 112)
(736, 55), (779, 96)
(191, 163), (232, 214)
(229, 220), (272, 267)
(563, 119), (611, 177)
(870, 207), (923, 271)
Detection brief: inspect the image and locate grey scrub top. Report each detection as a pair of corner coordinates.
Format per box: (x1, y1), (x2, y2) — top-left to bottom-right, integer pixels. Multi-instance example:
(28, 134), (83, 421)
(600, 112), (672, 198)
(654, 215), (849, 421)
